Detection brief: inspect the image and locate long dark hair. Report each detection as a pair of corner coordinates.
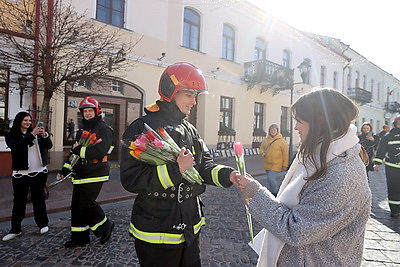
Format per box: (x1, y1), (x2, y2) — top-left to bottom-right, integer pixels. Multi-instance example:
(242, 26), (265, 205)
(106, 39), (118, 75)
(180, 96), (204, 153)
(291, 88), (359, 180)
(10, 111), (33, 136)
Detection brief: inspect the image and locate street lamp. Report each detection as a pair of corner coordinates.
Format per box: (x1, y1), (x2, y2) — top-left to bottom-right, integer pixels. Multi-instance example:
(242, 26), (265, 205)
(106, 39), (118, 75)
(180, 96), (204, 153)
(297, 59), (311, 84)
(18, 77), (28, 108)
(288, 59), (311, 161)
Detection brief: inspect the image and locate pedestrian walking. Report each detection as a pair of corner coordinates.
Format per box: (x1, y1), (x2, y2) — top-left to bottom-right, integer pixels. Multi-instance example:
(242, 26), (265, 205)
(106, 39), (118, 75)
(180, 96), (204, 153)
(378, 124), (389, 139)
(57, 96), (115, 248)
(67, 119), (75, 140)
(2, 111), (52, 241)
(233, 88), (371, 266)
(373, 115), (400, 218)
(358, 122), (379, 176)
(120, 62), (239, 267)
(259, 124), (288, 196)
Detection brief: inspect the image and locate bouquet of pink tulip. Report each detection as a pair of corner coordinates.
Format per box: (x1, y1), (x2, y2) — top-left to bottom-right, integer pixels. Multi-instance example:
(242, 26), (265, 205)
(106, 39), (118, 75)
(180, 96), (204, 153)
(126, 123), (203, 184)
(233, 142), (254, 243)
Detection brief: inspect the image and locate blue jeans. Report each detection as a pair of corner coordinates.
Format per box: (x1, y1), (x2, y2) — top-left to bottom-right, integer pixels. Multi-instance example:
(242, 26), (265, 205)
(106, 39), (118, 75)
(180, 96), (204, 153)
(265, 170), (278, 195)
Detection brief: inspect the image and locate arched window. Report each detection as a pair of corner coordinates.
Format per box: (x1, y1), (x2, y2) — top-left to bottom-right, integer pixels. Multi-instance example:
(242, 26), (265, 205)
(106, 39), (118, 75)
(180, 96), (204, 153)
(183, 8), (200, 51)
(254, 38), (266, 60)
(222, 24), (235, 61)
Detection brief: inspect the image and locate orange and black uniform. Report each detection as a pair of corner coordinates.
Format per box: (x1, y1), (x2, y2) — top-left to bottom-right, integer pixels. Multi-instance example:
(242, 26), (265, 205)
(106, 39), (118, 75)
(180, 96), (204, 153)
(121, 101), (234, 266)
(60, 115), (114, 244)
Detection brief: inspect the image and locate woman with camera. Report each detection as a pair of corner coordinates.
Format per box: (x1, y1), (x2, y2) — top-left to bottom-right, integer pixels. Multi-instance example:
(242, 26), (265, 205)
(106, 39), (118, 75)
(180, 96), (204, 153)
(2, 111), (52, 241)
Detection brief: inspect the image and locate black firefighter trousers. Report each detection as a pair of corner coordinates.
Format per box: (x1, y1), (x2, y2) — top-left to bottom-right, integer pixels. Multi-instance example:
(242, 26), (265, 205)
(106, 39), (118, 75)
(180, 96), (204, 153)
(70, 181), (112, 243)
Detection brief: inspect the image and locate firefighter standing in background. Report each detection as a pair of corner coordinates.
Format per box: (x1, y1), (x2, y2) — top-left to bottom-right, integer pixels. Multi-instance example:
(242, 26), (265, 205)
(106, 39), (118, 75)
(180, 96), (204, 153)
(120, 62), (239, 267)
(373, 115), (400, 218)
(58, 96), (115, 247)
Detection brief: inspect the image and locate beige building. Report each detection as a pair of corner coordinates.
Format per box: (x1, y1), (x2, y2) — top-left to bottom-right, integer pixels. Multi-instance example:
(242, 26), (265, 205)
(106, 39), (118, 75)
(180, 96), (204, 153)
(2, 0), (399, 173)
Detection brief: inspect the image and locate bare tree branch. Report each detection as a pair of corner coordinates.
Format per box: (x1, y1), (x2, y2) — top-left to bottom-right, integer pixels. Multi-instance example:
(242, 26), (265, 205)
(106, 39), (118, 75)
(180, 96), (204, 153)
(0, 0), (141, 123)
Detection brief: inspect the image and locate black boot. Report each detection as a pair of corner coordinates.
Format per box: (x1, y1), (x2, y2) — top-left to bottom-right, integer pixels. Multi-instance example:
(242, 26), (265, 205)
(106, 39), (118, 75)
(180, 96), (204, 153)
(64, 239), (90, 248)
(100, 221), (114, 244)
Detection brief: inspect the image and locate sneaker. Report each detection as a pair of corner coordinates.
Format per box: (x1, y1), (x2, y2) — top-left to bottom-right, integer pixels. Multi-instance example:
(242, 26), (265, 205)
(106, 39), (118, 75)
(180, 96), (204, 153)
(2, 232), (22, 241)
(100, 221), (114, 244)
(40, 226), (49, 234)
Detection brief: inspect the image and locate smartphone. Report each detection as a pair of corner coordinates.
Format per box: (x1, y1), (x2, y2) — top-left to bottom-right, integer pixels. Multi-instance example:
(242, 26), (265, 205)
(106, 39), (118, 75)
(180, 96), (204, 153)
(37, 121), (44, 128)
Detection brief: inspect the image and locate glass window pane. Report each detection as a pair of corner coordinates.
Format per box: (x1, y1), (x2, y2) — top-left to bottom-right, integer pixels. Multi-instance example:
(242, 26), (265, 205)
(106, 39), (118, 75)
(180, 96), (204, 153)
(112, 10), (123, 27)
(112, 0), (124, 10)
(97, 6), (108, 22)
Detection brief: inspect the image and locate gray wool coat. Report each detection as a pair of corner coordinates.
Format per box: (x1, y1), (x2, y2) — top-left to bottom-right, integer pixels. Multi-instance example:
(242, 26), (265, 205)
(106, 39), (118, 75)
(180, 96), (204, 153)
(248, 144), (371, 266)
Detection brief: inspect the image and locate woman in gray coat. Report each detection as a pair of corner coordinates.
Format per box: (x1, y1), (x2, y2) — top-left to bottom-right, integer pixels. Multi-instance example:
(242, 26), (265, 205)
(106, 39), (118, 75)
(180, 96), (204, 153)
(234, 88), (371, 266)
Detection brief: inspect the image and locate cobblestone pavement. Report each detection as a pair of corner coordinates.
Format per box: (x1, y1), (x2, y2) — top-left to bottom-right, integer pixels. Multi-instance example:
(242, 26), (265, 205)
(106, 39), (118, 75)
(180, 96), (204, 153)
(0, 164), (399, 266)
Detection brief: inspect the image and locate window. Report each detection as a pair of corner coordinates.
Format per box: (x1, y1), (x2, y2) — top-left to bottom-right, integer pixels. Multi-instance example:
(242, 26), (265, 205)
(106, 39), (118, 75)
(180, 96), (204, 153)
(219, 96), (233, 130)
(320, 66), (326, 87)
(370, 79), (374, 97)
(76, 80), (92, 89)
(333, 71), (338, 89)
(363, 75), (367, 89)
(96, 0), (125, 27)
(183, 8), (200, 50)
(280, 106), (289, 137)
(222, 24), (235, 61)
(254, 38), (266, 60)
(347, 67), (352, 89)
(377, 82), (381, 101)
(254, 102), (264, 131)
(111, 80), (124, 94)
(0, 68), (9, 120)
(355, 71), (360, 87)
(282, 49), (291, 68)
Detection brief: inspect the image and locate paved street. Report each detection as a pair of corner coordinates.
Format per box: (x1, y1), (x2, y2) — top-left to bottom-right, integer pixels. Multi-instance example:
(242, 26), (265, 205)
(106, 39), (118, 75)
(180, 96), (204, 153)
(0, 156), (399, 266)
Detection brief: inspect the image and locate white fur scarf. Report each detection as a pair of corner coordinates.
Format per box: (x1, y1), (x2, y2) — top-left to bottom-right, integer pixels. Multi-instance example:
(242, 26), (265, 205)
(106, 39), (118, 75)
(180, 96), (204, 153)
(257, 124), (359, 267)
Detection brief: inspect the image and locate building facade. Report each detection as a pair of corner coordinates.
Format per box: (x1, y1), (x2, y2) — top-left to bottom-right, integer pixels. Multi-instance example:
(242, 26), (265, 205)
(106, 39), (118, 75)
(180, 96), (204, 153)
(0, 0), (399, 174)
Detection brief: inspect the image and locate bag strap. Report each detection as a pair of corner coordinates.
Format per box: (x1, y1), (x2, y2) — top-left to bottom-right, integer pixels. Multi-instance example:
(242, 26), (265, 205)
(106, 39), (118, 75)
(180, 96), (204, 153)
(263, 139), (278, 153)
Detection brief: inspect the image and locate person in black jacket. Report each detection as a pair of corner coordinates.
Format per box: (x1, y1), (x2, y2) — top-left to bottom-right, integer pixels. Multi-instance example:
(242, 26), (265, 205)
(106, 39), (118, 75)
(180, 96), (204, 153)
(358, 122), (379, 177)
(373, 115), (400, 217)
(58, 96), (114, 248)
(120, 62), (239, 267)
(2, 111), (52, 241)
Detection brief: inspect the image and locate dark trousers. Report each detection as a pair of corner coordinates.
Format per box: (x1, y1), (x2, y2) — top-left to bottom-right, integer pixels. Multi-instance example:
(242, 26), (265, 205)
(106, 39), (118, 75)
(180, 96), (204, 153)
(386, 166), (400, 214)
(70, 182), (111, 242)
(134, 238), (201, 267)
(10, 172), (48, 233)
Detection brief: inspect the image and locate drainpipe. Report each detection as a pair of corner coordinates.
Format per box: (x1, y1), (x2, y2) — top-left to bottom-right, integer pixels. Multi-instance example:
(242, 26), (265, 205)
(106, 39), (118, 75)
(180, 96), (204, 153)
(32, 0), (40, 121)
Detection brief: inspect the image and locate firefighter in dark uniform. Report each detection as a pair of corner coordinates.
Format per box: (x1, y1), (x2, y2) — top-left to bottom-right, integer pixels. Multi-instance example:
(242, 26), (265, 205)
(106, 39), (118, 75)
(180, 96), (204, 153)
(120, 62), (240, 267)
(373, 115), (400, 217)
(58, 96), (115, 247)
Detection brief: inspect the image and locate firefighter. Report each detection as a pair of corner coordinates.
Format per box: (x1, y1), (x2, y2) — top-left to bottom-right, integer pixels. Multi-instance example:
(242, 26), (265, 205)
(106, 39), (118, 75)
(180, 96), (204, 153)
(58, 96), (115, 247)
(373, 115), (400, 217)
(120, 62), (240, 266)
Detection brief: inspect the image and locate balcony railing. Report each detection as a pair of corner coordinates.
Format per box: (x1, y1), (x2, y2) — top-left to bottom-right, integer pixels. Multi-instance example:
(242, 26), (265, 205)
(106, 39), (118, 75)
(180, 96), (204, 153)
(243, 60), (294, 91)
(384, 101), (400, 112)
(346, 87), (372, 104)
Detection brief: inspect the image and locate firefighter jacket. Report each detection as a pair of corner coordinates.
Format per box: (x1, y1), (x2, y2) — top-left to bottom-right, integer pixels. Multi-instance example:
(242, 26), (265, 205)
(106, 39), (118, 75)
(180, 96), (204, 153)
(60, 116), (114, 184)
(373, 127), (400, 169)
(120, 100), (235, 246)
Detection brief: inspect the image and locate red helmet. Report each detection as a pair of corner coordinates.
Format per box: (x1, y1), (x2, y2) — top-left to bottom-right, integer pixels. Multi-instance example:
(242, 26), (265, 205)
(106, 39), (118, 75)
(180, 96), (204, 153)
(393, 115), (400, 127)
(79, 96), (101, 116)
(158, 62), (208, 102)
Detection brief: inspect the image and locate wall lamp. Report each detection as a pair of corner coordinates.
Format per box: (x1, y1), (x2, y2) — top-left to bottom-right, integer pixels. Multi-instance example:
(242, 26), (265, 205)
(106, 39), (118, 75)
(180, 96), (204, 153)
(157, 52), (166, 61)
(18, 76), (28, 108)
(211, 67), (220, 74)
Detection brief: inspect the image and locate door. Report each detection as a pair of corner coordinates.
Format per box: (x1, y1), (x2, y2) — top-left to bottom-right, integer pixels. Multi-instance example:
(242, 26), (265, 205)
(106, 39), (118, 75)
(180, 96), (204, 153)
(102, 103), (120, 161)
